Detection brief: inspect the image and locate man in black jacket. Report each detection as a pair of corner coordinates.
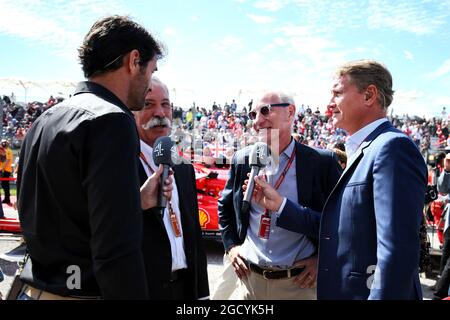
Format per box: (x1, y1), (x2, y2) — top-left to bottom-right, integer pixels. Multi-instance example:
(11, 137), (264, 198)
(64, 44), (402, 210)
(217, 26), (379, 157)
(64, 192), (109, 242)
(16, 15), (169, 300)
(134, 77), (209, 300)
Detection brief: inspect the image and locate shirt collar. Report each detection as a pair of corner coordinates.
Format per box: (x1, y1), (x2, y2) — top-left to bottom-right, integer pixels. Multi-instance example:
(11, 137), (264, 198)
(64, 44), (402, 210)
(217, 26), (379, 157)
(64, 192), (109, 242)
(345, 118), (388, 159)
(74, 81), (133, 118)
(139, 140), (157, 170)
(281, 138), (296, 159)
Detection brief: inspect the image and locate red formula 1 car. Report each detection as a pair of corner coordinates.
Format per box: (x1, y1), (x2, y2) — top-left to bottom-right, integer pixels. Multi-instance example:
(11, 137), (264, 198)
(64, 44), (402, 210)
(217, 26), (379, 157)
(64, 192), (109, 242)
(193, 162), (229, 240)
(0, 200), (21, 233)
(1, 165), (230, 240)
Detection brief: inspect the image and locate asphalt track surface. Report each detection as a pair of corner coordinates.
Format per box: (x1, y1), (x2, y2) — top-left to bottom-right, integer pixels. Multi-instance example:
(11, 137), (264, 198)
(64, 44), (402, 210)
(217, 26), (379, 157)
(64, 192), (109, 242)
(0, 235), (438, 300)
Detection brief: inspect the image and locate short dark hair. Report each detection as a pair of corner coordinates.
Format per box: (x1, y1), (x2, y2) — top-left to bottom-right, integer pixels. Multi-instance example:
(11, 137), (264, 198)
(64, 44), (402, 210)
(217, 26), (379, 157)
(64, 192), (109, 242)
(78, 15), (165, 78)
(333, 142), (346, 152)
(333, 148), (347, 165)
(336, 60), (394, 109)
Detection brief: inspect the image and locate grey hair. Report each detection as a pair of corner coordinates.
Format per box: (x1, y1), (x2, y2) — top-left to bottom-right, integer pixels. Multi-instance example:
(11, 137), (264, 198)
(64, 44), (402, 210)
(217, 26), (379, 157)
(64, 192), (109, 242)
(150, 76), (170, 97)
(267, 91), (296, 127)
(277, 92), (295, 105)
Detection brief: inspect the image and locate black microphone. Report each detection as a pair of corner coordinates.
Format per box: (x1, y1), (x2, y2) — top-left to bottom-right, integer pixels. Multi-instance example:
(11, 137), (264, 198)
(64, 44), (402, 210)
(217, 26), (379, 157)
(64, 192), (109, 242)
(152, 136), (175, 215)
(242, 142), (271, 214)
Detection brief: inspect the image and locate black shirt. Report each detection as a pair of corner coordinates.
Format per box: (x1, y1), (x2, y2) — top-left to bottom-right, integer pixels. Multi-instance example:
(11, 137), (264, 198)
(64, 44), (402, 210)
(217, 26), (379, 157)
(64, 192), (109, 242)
(17, 82), (148, 299)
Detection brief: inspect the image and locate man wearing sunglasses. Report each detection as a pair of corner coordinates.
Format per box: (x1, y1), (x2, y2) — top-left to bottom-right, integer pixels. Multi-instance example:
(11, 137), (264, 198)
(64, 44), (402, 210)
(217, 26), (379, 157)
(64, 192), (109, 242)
(250, 60), (427, 300)
(218, 92), (342, 300)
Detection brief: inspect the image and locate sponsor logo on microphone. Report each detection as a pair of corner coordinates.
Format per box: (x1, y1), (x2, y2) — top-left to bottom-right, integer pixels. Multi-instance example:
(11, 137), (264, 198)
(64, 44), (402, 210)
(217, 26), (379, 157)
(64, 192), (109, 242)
(154, 142), (164, 157)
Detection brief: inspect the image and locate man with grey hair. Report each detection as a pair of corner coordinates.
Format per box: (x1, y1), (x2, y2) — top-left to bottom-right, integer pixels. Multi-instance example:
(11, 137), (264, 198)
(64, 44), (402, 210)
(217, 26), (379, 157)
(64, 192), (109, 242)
(217, 91), (341, 300)
(134, 77), (209, 300)
(251, 60), (427, 299)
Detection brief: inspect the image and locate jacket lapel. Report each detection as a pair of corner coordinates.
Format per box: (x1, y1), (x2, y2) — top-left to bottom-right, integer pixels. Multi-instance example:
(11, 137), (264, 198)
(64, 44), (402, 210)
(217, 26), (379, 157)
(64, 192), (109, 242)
(172, 165), (185, 221)
(323, 121), (392, 210)
(173, 164), (194, 234)
(296, 142), (313, 206)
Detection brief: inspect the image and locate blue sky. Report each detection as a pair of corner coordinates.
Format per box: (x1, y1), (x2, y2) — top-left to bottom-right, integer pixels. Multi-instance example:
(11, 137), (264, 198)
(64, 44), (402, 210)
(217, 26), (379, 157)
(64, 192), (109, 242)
(0, 0), (449, 117)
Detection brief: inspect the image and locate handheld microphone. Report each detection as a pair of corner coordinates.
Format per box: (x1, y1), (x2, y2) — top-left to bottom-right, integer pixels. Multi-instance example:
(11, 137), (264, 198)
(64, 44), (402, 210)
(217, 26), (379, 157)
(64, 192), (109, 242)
(152, 136), (175, 215)
(242, 142), (271, 214)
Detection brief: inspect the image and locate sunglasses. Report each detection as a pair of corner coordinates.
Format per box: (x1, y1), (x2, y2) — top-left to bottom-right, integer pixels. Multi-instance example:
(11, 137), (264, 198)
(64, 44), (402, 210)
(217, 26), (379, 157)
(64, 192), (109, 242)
(248, 103), (290, 120)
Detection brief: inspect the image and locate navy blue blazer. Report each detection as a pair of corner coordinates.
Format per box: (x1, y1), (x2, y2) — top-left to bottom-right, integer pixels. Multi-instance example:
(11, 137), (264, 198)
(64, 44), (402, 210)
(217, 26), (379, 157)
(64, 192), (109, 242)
(277, 122), (427, 299)
(218, 141), (342, 252)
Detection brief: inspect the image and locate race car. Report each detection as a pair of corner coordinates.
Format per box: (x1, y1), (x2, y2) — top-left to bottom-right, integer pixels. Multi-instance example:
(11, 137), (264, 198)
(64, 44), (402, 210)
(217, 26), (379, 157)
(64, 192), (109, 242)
(193, 162), (229, 240)
(0, 198), (20, 233)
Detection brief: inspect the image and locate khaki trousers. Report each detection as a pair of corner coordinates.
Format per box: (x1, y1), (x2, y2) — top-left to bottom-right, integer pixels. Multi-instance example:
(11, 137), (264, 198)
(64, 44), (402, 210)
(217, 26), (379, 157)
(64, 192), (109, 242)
(239, 269), (317, 300)
(21, 285), (102, 300)
(211, 254), (239, 300)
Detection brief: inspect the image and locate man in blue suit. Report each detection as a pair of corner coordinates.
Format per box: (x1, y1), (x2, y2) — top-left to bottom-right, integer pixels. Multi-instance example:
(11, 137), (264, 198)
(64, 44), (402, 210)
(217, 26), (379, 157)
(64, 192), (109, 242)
(251, 60), (427, 299)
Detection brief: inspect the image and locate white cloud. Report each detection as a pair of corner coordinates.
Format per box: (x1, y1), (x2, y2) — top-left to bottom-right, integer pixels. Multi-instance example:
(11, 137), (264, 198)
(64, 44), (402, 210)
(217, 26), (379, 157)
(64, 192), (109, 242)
(262, 0), (450, 37)
(273, 37), (288, 46)
(247, 14), (275, 24)
(389, 89), (450, 118)
(0, 0), (129, 60)
(390, 89), (432, 117)
(212, 35), (244, 53)
(433, 96), (450, 108)
(428, 59), (450, 79)
(274, 25), (310, 37)
(254, 0), (288, 11)
(395, 89), (425, 101)
(404, 50), (414, 61)
(367, 0), (448, 35)
(163, 27), (177, 37)
(190, 16), (199, 22)
(273, 24), (341, 68)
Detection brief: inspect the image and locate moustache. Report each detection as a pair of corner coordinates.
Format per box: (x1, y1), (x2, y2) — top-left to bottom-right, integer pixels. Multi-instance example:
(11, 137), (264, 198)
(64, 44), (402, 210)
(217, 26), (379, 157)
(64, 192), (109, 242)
(142, 117), (172, 130)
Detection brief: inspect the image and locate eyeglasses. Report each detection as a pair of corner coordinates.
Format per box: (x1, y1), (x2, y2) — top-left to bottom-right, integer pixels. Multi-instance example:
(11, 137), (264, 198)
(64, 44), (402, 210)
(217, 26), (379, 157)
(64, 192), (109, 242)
(248, 103), (290, 120)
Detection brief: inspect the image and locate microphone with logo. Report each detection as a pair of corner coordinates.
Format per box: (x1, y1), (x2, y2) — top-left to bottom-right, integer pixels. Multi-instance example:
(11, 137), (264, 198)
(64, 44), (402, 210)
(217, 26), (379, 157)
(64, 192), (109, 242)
(152, 136), (175, 216)
(242, 142), (271, 214)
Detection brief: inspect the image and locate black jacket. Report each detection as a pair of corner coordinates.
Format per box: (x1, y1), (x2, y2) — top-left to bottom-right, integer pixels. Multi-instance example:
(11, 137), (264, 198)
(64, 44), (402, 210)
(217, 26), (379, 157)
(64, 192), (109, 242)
(139, 162), (209, 299)
(218, 141), (342, 252)
(17, 82), (148, 299)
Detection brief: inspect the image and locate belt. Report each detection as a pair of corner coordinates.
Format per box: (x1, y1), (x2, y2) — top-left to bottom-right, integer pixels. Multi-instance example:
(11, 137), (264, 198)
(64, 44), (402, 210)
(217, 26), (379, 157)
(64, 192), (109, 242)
(22, 285), (102, 300)
(249, 263), (305, 280)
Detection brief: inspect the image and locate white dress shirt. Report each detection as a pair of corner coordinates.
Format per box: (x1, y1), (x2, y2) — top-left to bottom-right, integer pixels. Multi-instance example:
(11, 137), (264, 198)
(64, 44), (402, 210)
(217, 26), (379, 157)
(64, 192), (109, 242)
(277, 118), (388, 214)
(345, 118), (388, 160)
(140, 140), (187, 272)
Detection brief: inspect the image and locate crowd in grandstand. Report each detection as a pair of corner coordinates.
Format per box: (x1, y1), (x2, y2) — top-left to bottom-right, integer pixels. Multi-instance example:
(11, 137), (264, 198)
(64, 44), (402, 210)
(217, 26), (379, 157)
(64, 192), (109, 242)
(1, 93), (449, 163)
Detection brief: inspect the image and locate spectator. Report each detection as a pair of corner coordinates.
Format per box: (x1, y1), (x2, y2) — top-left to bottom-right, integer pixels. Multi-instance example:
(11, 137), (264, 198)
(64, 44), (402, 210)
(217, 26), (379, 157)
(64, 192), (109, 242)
(0, 139), (13, 205)
(434, 153), (450, 300)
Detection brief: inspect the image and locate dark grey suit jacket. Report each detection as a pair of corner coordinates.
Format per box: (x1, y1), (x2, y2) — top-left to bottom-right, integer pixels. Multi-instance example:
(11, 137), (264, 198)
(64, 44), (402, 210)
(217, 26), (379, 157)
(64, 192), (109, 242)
(218, 141), (342, 252)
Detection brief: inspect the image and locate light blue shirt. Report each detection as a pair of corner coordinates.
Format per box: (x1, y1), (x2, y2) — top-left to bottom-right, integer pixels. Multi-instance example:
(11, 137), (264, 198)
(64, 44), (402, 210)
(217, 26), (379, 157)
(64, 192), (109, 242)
(240, 139), (316, 269)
